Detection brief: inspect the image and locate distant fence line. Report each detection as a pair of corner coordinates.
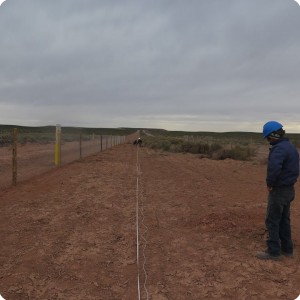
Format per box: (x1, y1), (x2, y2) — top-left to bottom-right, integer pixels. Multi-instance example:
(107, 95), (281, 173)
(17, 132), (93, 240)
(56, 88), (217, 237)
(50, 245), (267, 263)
(0, 127), (137, 189)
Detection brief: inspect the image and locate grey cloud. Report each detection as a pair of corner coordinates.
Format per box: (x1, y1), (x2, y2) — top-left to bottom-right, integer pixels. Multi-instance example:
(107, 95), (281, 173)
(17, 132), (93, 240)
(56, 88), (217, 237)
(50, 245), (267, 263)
(0, 0), (300, 131)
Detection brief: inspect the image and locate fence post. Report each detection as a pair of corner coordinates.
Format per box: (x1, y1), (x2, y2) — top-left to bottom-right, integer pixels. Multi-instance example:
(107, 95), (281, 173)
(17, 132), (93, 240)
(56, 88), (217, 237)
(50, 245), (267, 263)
(100, 135), (103, 152)
(79, 131), (82, 159)
(55, 124), (61, 167)
(12, 128), (18, 186)
(92, 133), (95, 152)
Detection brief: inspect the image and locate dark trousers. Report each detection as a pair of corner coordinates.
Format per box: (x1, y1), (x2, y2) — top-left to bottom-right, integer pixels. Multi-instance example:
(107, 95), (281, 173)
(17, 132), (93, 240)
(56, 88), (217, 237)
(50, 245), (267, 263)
(265, 186), (295, 256)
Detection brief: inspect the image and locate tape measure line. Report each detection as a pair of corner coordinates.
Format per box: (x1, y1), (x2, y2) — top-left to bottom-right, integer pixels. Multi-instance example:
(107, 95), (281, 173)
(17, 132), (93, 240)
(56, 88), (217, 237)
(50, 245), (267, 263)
(136, 148), (141, 300)
(136, 146), (149, 299)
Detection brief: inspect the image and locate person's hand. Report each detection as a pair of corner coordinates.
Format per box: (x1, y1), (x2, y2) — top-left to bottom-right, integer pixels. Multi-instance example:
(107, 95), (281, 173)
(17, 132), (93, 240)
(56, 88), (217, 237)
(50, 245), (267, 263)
(267, 186), (273, 192)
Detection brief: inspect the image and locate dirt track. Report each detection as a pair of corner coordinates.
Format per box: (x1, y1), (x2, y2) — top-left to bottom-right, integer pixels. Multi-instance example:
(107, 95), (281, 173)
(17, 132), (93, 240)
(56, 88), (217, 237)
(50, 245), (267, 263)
(0, 143), (300, 299)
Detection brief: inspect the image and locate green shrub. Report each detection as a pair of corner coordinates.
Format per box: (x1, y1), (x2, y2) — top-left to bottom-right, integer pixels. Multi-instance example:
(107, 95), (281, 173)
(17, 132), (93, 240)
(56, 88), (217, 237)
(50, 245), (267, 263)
(220, 145), (255, 161)
(210, 143), (222, 152)
(142, 134), (255, 161)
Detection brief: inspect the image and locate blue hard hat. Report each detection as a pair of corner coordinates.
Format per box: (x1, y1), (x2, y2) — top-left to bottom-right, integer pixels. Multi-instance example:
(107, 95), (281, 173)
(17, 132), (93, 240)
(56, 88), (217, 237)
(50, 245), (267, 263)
(262, 121), (283, 138)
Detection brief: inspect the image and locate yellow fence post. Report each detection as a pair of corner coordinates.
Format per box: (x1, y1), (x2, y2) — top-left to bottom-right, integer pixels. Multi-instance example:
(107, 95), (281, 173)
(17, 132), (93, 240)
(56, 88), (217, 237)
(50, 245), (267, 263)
(12, 128), (18, 186)
(55, 124), (61, 167)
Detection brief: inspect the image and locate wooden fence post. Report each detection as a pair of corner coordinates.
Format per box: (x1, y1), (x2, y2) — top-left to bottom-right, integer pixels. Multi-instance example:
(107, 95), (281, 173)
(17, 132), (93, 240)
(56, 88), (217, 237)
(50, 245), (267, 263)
(79, 131), (82, 159)
(100, 135), (103, 152)
(55, 124), (61, 167)
(12, 128), (18, 186)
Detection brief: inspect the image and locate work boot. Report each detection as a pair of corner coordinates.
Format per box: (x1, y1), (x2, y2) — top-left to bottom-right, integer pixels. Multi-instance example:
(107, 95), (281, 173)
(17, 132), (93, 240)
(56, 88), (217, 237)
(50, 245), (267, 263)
(281, 250), (293, 258)
(256, 251), (281, 261)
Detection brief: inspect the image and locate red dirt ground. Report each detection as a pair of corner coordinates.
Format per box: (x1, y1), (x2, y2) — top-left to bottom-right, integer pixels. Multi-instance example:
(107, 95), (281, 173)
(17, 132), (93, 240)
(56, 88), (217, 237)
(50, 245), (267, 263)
(0, 143), (300, 299)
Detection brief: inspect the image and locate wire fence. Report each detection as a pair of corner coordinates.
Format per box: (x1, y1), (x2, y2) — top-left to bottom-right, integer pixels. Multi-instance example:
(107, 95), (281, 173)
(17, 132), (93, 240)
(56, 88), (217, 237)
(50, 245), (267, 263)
(0, 127), (137, 190)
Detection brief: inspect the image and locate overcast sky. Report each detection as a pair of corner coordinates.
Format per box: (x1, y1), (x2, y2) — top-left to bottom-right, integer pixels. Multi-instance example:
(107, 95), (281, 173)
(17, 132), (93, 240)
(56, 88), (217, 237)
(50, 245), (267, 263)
(0, 0), (300, 132)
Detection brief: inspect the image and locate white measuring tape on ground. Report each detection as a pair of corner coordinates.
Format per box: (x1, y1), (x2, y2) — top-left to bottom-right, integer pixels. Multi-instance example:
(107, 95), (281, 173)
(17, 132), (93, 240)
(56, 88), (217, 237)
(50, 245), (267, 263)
(135, 146), (149, 300)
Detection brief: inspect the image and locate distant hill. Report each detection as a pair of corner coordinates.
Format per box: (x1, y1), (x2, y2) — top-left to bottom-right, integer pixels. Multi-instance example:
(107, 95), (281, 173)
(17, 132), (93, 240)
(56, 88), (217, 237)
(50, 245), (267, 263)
(1, 125), (299, 141)
(0, 125), (137, 136)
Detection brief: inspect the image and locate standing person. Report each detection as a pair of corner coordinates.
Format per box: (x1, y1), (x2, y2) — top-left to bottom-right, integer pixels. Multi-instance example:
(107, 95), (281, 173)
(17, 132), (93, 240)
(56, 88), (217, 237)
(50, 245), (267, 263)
(256, 121), (299, 260)
(137, 137), (142, 147)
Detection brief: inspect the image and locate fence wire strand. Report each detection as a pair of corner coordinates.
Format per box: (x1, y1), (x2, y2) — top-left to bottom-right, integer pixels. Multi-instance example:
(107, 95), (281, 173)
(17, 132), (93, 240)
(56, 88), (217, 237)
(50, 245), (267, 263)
(0, 128), (129, 189)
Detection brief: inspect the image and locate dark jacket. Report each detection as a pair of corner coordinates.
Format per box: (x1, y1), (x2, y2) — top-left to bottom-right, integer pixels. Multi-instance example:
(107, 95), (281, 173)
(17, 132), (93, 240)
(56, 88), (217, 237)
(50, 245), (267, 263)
(267, 138), (299, 187)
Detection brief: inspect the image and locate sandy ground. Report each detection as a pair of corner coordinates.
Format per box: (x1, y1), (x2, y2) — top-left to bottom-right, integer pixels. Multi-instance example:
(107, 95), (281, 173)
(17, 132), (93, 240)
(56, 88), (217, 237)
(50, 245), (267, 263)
(0, 143), (300, 299)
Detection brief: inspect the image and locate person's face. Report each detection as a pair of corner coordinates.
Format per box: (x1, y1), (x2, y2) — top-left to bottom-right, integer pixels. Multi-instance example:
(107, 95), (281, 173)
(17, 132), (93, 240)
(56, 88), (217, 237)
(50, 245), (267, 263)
(267, 136), (276, 143)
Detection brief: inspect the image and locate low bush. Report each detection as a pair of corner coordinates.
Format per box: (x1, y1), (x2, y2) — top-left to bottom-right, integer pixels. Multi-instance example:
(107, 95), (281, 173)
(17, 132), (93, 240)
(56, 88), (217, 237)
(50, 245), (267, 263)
(142, 135), (256, 161)
(212, 145), (255, 160)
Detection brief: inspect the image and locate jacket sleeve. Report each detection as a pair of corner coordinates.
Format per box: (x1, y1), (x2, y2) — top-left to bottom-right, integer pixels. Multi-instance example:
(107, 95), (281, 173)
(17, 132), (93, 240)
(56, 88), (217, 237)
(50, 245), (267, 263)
(266, 146), (285, 187)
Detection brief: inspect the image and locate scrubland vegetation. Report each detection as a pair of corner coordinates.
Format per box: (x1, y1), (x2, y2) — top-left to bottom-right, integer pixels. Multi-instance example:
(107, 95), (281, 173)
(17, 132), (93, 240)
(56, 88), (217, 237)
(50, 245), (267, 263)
(1, 125), (300, 161)
(141, 129), (300, 161)
(142, 134), (256, 160)
(0, 125), (137, 145)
